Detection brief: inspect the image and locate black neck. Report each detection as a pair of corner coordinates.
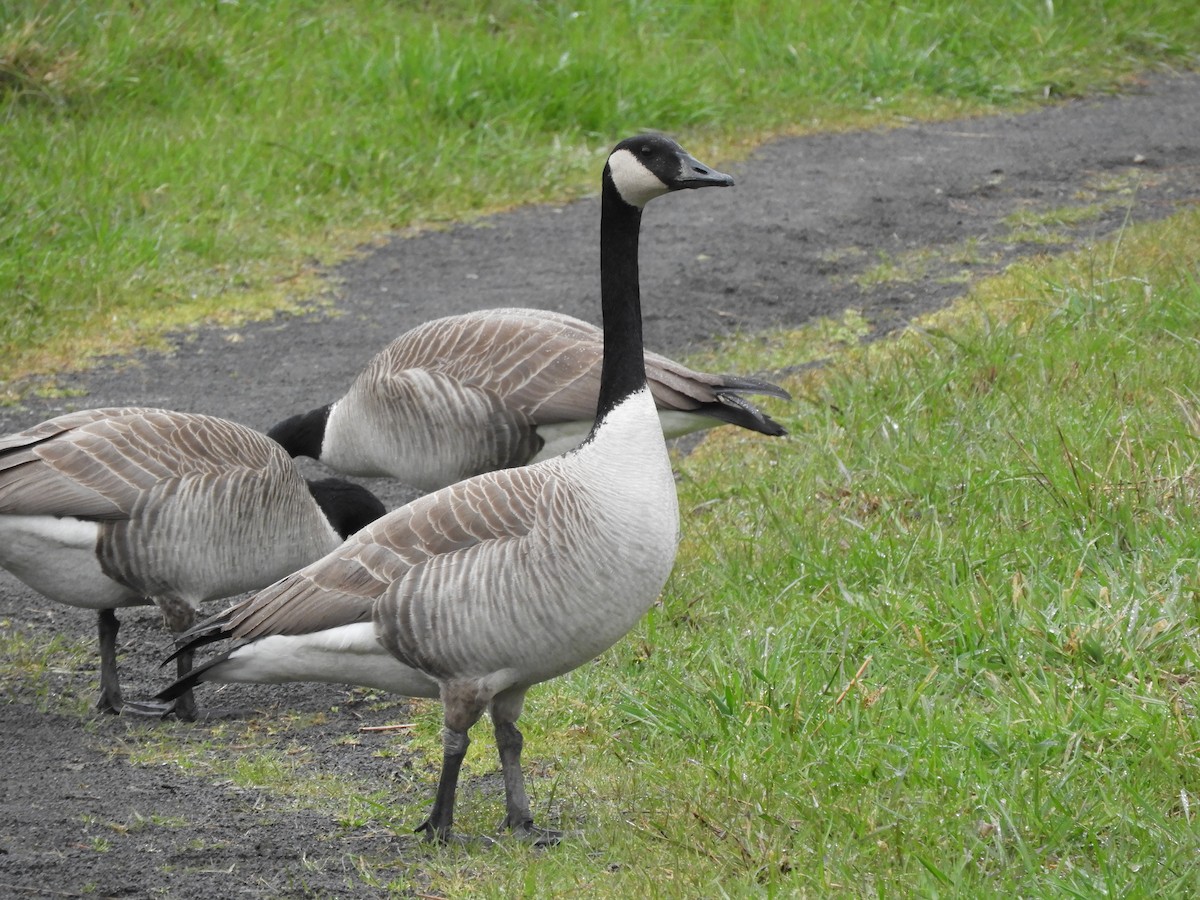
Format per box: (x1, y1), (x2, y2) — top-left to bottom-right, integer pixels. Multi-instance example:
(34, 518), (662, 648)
(305, 477), (385, 538)
(267, 404), (331, 460)
(593, 183), (647, 425)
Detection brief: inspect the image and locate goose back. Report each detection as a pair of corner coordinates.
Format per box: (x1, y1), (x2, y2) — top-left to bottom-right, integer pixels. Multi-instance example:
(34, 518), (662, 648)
(356, 307), (786, 424)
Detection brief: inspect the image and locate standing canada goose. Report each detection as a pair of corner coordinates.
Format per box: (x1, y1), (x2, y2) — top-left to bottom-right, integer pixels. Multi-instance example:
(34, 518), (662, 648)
(0, 407), (385, 720)
(162, 134), (735, 844)
(267, 307), (788, 492)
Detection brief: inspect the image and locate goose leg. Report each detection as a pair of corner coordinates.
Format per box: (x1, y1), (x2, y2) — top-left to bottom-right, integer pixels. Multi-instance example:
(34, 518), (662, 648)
(120, 651), (197, 719)
(95, 608), (124, 715)
(494, 721), (530, 829)
(121, 600), (197, 720)
(492, 689), (562, 846)
(168, 645), (197, 722)
(416, 688), (488, 845)
(416, 726), (471, 844)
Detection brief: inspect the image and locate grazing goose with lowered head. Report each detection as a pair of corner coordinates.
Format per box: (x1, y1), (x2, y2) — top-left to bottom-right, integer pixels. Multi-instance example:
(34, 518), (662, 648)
(161, 134), (735, 844)
(0, 407), (385, 720)
(268, 307), (787, 493)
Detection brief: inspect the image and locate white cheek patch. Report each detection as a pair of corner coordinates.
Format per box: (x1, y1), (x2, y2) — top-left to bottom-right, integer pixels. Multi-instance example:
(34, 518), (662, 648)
(608, 148), (670, 208)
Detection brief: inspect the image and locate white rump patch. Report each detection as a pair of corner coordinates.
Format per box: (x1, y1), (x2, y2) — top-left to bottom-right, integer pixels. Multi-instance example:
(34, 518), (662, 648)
(0, 515), (138, 609)
(214, 623), (440, 697)
(608, 148), (669, 208)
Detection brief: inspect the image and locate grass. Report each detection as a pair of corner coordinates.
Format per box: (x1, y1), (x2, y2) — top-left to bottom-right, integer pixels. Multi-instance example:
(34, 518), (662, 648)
(10, 208), (1196, 895)
(0, 617), (95, 714)
(1004, 202), (1108, 245)
(343, 207), (1200, 897)
(3, 0), (1200, 390)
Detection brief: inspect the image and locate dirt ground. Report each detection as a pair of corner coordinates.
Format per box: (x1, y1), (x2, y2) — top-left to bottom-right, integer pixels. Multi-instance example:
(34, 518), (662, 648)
(2, 72), (1199, 898)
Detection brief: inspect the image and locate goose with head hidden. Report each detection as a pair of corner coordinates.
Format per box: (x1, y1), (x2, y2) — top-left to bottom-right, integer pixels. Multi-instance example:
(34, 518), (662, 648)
(0, 407), (385, 719)
(267, 315), (788, 493)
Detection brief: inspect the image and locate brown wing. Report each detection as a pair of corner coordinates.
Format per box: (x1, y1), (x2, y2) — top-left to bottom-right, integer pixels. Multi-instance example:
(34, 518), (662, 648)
(221, 463), (552, 641)
(377, 310), (605, 421)
(378, 309), (789, 433)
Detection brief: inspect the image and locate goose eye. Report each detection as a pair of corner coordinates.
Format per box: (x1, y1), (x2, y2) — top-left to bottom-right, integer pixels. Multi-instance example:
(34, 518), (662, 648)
(639, 145), (652, 156)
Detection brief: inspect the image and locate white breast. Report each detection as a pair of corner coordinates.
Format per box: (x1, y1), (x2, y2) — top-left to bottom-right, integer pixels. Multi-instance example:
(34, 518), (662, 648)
(559, 387), (681, 624)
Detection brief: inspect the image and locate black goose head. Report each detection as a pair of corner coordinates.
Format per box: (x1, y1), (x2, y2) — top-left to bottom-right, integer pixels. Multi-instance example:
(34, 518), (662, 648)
(604, 134), (734, 209)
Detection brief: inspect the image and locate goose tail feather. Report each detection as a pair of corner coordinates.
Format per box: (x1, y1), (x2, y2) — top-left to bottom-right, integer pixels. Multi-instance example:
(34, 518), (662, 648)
(711, 388), (788, 436)
(162, 608), (236, 665)
(713, 373), (792, 402)
(156, 645), (239, 702)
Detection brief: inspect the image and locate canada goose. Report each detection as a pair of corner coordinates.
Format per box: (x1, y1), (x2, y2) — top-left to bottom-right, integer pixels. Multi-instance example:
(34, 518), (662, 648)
(0, 407), (385, 720)
(268, 307), (788, 492)
(163, 134), (736, 843)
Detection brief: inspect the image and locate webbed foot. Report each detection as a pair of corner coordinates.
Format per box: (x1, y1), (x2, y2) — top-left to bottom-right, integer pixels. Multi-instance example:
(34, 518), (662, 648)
(416, 820), (497, 849)
(508, 820), (567, 847)
(115, 697), (186, 719)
